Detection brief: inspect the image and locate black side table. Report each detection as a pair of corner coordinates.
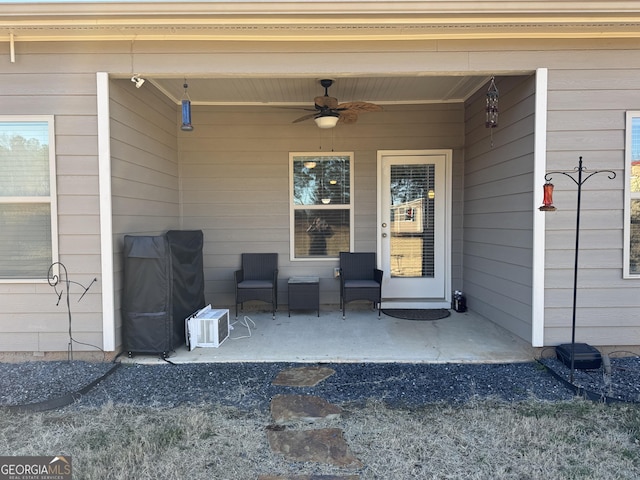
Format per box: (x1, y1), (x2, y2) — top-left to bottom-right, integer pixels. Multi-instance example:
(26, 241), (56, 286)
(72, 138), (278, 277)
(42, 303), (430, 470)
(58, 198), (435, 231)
(288, 276), (320, 317)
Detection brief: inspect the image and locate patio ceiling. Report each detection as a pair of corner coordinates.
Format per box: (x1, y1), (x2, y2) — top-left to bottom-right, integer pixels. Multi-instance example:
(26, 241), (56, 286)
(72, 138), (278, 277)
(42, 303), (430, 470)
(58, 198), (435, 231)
(146, 75), (493, 106)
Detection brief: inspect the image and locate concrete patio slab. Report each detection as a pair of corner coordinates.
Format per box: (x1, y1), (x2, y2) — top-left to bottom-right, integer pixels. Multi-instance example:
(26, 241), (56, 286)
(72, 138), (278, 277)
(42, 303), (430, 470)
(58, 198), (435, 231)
(122, 308), (537, 365)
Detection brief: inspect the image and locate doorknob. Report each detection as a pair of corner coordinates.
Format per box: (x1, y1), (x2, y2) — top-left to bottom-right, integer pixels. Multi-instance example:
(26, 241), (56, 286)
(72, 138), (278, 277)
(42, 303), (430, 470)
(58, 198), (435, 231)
(382, 223), (387, 228)
(382, 233), (387, 237)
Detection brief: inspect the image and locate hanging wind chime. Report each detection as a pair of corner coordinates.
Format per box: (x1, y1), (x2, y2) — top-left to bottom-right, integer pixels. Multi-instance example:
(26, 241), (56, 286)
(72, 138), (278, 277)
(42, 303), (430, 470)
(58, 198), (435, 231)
(485, 76), (499, 147)
(181, 81), (194, 132)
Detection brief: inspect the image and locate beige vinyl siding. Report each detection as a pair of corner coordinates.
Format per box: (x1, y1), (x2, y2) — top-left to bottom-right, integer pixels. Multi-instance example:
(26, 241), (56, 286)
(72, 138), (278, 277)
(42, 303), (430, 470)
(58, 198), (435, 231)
(109, 80), (179, 235)
(463, 75), (537, 342)
(179, 103), (464, 307)
(542, 68), (633, 346)
(0, 69), (102, 352)
(109, 79), (180, 348)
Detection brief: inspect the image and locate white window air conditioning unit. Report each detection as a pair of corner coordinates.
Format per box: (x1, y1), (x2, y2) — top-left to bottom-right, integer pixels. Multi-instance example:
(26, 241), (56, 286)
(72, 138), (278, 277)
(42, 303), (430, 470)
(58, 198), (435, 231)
(185, 305), (230, 350)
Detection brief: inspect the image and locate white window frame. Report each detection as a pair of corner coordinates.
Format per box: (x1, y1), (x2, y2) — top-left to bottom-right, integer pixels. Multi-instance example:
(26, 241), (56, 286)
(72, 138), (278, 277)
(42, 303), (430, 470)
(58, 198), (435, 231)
(289, 151), (354, 261)
(0, 115), (58, 283)
(624, 111), (640, 278)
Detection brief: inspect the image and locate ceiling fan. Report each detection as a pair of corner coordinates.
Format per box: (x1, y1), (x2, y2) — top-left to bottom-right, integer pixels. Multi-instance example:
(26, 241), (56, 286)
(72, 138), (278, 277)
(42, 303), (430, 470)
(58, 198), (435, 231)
(292, 79), (383, 128)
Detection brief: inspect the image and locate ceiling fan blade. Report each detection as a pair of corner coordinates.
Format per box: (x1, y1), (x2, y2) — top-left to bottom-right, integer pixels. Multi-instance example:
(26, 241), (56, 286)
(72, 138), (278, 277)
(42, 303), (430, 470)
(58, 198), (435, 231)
(339, 110), (359, 124)
(338, 101), (383, 113)
(292, 113), (317, 123)
(315, 95), (339, 109)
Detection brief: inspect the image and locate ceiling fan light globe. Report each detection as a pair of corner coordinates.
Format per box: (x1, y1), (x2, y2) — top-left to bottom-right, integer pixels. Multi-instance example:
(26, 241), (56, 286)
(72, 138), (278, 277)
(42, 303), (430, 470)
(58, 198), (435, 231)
(314, 115), (339, 129)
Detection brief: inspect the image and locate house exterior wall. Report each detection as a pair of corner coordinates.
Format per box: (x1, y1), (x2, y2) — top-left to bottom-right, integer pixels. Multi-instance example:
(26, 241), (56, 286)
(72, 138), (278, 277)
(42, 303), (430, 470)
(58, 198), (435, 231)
(179, 103), (465, 308)
(0, 44), (182, 353)
(0, 44), (103, 352)
(543, 66), (635, 346)
(1, 32), (640, 352)
(463, 75), (537, 343)
(109, 78), (180, 349)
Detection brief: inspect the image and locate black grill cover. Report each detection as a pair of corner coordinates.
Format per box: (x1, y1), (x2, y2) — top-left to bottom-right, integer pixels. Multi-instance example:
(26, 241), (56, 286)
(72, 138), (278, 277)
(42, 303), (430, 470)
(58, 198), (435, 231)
(123, 230), (205, 355)
(167, 230), (206, 345)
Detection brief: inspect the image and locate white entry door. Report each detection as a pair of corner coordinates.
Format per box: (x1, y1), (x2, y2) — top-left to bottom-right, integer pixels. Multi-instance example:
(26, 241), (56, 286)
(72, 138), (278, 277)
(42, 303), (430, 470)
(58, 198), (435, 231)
(378, 151), (451, 308)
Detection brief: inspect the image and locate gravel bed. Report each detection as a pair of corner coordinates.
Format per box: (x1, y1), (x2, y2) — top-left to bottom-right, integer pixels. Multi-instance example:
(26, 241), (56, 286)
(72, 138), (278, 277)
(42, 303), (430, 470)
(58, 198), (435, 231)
(539, 354), (640, 402)
(2, 356), (639, 412)
(0, 361), (116, 407)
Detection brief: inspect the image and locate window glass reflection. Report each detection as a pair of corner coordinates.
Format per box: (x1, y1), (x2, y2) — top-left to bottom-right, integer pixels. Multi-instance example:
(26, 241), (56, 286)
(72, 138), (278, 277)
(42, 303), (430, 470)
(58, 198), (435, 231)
(294, 210), (350, 258)
(293, 156), (350, 206)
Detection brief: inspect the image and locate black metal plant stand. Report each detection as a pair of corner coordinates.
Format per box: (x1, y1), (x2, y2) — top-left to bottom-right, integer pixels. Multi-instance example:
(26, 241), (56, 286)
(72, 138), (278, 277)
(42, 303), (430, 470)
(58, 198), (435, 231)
(48, 262), (96, 361)
(542, 157), (616, 383)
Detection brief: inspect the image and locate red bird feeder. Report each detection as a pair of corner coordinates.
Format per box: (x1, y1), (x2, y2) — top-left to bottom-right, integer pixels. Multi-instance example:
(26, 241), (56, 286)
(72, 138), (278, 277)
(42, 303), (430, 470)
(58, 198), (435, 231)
(539, 182), (557, 211)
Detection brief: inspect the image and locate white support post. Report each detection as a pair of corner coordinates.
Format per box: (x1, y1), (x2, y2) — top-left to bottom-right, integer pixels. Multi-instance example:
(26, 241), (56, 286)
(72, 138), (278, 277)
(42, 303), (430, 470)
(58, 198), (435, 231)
(532, 68), (549, 347)
(96, 72), (116, 352)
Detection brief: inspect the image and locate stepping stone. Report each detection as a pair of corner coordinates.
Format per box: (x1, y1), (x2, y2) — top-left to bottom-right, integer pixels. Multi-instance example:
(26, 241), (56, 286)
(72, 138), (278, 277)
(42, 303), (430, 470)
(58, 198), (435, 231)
(266, 427), (363, 468)
(258, 475), (359, 479)
(271, 394), (342, 424)
(272, 366), (335, 387)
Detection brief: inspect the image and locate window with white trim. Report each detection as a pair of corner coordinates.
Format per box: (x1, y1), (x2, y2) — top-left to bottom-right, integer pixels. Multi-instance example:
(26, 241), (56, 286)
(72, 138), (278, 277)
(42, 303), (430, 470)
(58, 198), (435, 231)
(0, 117), (57, 280)
(289, 152), (353, 260)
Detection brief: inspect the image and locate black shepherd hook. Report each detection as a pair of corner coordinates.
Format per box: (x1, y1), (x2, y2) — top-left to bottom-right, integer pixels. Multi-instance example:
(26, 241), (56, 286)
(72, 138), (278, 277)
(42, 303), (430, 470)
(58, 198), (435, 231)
(544, 157), (616, 383)
(48, 262), (97, 361)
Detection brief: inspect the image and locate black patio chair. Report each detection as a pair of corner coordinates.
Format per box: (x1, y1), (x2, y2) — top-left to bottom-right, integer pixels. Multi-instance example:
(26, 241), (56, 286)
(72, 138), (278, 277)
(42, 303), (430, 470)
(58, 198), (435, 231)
(339, 252), (383, 319)
(234, 253), (278, 319)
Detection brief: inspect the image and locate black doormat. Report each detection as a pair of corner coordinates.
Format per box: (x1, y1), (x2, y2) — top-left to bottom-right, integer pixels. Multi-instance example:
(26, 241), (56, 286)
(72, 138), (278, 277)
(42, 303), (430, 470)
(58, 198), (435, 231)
(382, 309), (451, 321)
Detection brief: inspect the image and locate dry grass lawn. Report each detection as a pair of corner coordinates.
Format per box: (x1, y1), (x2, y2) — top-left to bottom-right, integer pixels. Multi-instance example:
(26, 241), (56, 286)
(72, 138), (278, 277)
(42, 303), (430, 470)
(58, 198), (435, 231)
(1, 399), (640, 479)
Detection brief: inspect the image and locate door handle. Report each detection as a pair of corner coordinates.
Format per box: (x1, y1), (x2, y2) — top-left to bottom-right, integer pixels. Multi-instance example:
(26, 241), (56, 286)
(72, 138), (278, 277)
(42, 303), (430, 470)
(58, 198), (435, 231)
(382, 233), (387, 238)
(382, 223), (387, 228)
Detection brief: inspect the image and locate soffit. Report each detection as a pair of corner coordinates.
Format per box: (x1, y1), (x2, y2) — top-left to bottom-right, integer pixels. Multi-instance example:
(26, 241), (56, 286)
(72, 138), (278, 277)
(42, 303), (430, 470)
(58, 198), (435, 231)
(2, 1), (640, 41)
(3, 21), (640, 41)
